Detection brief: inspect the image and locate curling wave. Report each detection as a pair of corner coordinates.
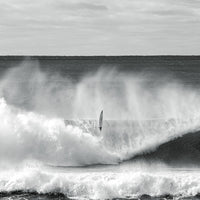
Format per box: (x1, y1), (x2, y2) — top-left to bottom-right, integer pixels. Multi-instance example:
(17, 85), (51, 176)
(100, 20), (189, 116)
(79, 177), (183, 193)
(133, 129), (200, 165)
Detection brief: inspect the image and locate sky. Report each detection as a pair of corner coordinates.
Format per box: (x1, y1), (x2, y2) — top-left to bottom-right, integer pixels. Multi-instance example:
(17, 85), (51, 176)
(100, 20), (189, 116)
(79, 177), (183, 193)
(0, 0), (200, 55)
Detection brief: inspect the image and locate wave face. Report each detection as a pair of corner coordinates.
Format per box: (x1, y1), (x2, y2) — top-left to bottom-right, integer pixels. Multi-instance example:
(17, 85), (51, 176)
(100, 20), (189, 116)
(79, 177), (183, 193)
(134, 129), (200, 165)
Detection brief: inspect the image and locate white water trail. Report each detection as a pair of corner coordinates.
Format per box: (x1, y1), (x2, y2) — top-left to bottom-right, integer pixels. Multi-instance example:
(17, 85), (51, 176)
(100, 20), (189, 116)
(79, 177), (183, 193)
(0, 98), (119, 166)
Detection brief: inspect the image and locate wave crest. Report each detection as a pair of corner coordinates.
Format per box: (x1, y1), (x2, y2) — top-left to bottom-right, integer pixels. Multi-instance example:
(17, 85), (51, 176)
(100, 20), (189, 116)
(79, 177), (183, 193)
(0, 98), (200, 166)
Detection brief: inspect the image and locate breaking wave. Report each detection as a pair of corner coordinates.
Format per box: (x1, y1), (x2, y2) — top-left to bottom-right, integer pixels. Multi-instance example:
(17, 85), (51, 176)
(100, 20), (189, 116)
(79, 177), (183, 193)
(0, 97), (200, 167)
(1, 60), (200, 199)
(0, 61), (200, 166)
(1, 164), (200, 199)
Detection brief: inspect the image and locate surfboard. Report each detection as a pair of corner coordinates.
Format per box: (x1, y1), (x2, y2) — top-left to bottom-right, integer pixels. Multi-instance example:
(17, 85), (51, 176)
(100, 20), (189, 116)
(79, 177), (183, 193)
(99, 110), (103, 131)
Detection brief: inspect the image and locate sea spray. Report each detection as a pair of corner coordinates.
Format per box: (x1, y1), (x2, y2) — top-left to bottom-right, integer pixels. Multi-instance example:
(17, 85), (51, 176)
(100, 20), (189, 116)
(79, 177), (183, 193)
(0, 98), (118, 166)
(1, 62), (200, 166)
(0, 98), (200, 166)
(1, 60), (200, 121)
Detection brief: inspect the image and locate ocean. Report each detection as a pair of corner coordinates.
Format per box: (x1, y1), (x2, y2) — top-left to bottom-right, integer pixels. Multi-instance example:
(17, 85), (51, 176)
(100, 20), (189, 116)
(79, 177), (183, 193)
(1, 56), (200, 200)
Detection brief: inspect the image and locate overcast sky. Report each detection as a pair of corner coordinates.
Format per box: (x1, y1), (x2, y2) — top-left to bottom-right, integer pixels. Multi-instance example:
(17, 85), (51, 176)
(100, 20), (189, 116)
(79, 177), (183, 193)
(0, 0), (200, 55)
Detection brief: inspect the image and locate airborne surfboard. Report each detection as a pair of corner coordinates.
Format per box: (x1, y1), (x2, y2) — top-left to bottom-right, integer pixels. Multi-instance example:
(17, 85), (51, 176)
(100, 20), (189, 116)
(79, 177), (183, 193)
(99, 110), (103, 131)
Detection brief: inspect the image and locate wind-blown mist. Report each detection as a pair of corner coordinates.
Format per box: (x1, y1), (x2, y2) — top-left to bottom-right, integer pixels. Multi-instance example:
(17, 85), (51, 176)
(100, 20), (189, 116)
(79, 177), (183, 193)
(0, 60), (200, 166)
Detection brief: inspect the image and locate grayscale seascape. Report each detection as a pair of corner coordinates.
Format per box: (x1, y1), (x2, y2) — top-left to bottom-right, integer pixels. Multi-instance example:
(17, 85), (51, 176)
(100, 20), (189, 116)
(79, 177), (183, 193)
(1, 0), (200, 198)
(1, 56), (200, 199)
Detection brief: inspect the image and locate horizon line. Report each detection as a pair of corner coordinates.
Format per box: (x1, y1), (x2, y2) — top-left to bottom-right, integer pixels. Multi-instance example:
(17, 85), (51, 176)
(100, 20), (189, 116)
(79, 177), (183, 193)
(0, 54), (200, 57)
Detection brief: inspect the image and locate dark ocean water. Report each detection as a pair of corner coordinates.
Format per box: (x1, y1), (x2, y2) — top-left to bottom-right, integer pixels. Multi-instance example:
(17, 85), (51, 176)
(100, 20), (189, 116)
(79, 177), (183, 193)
(1, 56), (200, 84)
(1, 56), (200, 200)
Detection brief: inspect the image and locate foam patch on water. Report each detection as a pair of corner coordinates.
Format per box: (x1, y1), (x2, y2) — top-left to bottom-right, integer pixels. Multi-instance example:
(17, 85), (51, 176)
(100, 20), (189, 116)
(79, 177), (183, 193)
(1, 165), (200, 199)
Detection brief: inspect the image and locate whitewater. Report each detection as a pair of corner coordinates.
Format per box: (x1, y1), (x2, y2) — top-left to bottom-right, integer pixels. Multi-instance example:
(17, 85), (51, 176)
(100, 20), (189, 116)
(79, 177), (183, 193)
(1, 59), (200, 199)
